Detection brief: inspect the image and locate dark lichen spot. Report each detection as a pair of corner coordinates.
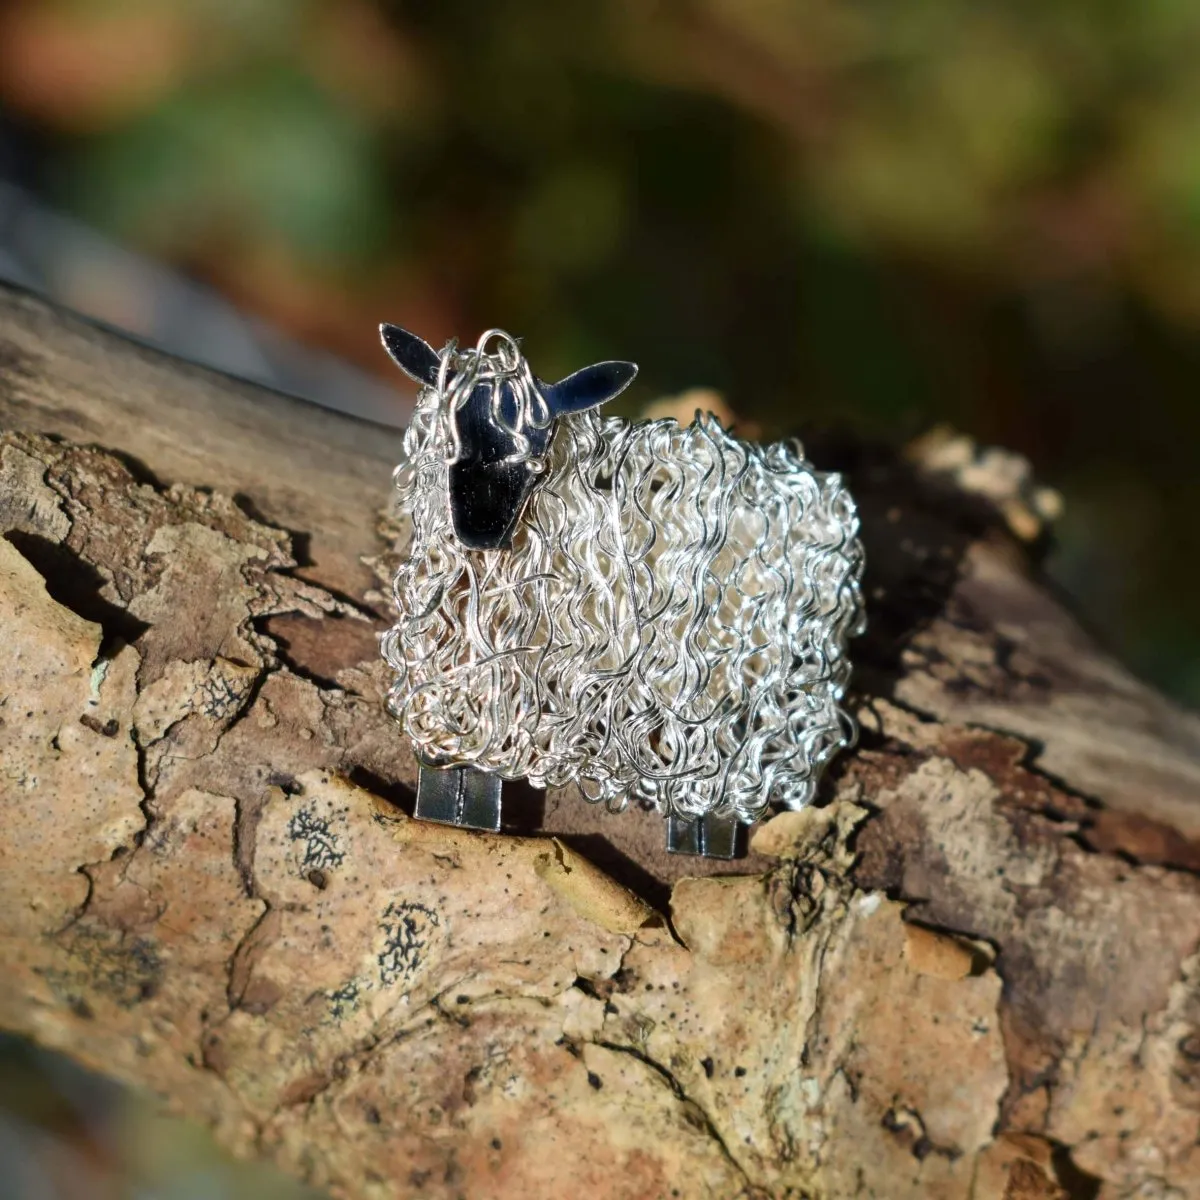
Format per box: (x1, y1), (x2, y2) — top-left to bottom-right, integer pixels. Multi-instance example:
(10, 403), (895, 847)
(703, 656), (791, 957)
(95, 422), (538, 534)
(701, 1057), (714, 1079)
(377, 900), (442, 988)
(198, 670), (252, 721)
(288, 805), (345, 874)
(327, 978), (362, 1020)
(52, 926), (164, 1010)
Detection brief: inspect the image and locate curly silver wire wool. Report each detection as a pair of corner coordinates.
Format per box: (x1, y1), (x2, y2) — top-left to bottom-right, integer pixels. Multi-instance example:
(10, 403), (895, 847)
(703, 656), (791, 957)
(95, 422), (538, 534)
(431, 329), (553, 469)
(381, 331), (865, 826)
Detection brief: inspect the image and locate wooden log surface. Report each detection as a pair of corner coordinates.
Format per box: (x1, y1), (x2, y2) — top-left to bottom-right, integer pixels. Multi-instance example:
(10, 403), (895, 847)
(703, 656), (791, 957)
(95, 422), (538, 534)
(1, 280), (1199, 1199)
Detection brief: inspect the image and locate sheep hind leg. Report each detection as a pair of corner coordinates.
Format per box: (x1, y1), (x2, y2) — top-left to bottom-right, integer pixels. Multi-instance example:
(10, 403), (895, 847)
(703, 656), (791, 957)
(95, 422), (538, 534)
(666, 811), (743, 859)
(415, 763), (503, 832)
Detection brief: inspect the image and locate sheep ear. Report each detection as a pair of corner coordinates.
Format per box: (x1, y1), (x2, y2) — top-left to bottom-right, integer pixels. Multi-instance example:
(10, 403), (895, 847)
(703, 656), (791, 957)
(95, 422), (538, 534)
(542, 360), (637, 416)
(380, 323), (440, 386)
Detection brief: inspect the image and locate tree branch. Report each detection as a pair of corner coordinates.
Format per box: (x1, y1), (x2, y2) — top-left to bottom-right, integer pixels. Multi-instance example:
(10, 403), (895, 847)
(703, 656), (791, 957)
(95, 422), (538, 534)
(1, 282), (1198, 1199)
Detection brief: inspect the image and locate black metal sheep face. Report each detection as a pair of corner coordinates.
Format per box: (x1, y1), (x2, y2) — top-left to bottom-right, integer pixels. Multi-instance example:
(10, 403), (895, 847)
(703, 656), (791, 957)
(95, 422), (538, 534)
(381, 324), (637, 550)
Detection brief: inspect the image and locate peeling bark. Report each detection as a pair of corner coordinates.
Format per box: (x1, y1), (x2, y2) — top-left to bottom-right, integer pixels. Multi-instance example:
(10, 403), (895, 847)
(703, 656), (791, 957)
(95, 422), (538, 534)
(1, 283), (1199, 1198)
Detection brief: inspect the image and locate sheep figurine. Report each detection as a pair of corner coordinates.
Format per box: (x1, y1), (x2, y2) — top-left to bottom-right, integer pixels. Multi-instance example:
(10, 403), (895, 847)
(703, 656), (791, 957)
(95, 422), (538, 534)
(380, 325), (864, 857)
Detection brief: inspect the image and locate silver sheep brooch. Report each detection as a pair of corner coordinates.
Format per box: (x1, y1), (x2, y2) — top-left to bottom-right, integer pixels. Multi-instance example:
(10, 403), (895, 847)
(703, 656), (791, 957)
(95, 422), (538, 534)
(380, 325), (864, 858)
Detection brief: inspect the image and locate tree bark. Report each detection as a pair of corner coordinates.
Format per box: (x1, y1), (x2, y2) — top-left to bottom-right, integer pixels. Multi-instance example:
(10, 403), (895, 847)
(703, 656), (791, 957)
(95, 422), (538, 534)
(1, 280), (1198, 1199)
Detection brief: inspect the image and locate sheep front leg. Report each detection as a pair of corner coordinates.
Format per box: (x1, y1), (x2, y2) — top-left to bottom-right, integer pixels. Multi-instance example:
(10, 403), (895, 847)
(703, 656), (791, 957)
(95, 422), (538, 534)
(666, 811), (743, 859)
(415, 763), (503, 832)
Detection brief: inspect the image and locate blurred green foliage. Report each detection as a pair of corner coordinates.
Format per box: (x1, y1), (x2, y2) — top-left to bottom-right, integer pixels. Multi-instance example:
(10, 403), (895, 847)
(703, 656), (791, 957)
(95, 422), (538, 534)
(71, 65), (395, 263)
(1, 0), (1198, 701)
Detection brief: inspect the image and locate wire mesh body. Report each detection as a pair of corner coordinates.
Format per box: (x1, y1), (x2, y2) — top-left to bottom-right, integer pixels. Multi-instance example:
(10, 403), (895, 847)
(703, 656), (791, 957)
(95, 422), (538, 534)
(383, 395), (865, 823)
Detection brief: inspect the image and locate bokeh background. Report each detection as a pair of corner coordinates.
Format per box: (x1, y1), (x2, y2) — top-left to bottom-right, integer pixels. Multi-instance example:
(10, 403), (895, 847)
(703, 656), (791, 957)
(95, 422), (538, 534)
(1, 0), (1197, 1194)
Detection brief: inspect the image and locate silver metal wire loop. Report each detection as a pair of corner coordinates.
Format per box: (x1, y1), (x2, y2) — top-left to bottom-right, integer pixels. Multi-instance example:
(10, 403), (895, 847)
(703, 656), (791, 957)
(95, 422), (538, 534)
(433, 328), (551, 469)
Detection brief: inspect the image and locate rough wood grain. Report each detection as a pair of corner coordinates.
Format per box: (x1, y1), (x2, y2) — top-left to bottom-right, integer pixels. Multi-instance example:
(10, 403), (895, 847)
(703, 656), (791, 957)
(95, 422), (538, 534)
(1, 282), (1199, 1199)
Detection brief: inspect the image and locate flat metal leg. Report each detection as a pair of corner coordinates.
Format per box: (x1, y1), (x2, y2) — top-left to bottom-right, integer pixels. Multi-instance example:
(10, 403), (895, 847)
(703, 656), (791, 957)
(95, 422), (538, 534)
(666, 811), (742, 859)
(415, 764), (503, 832)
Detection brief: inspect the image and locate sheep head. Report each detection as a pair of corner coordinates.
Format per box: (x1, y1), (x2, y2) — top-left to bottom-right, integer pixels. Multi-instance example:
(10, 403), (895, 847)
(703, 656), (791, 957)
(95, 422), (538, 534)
(381, 324), (637, 549)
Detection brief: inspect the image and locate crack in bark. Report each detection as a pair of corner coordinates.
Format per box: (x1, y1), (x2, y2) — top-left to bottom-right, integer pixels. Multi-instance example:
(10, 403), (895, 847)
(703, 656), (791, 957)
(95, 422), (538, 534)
(592, 1035), (764, 1195)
